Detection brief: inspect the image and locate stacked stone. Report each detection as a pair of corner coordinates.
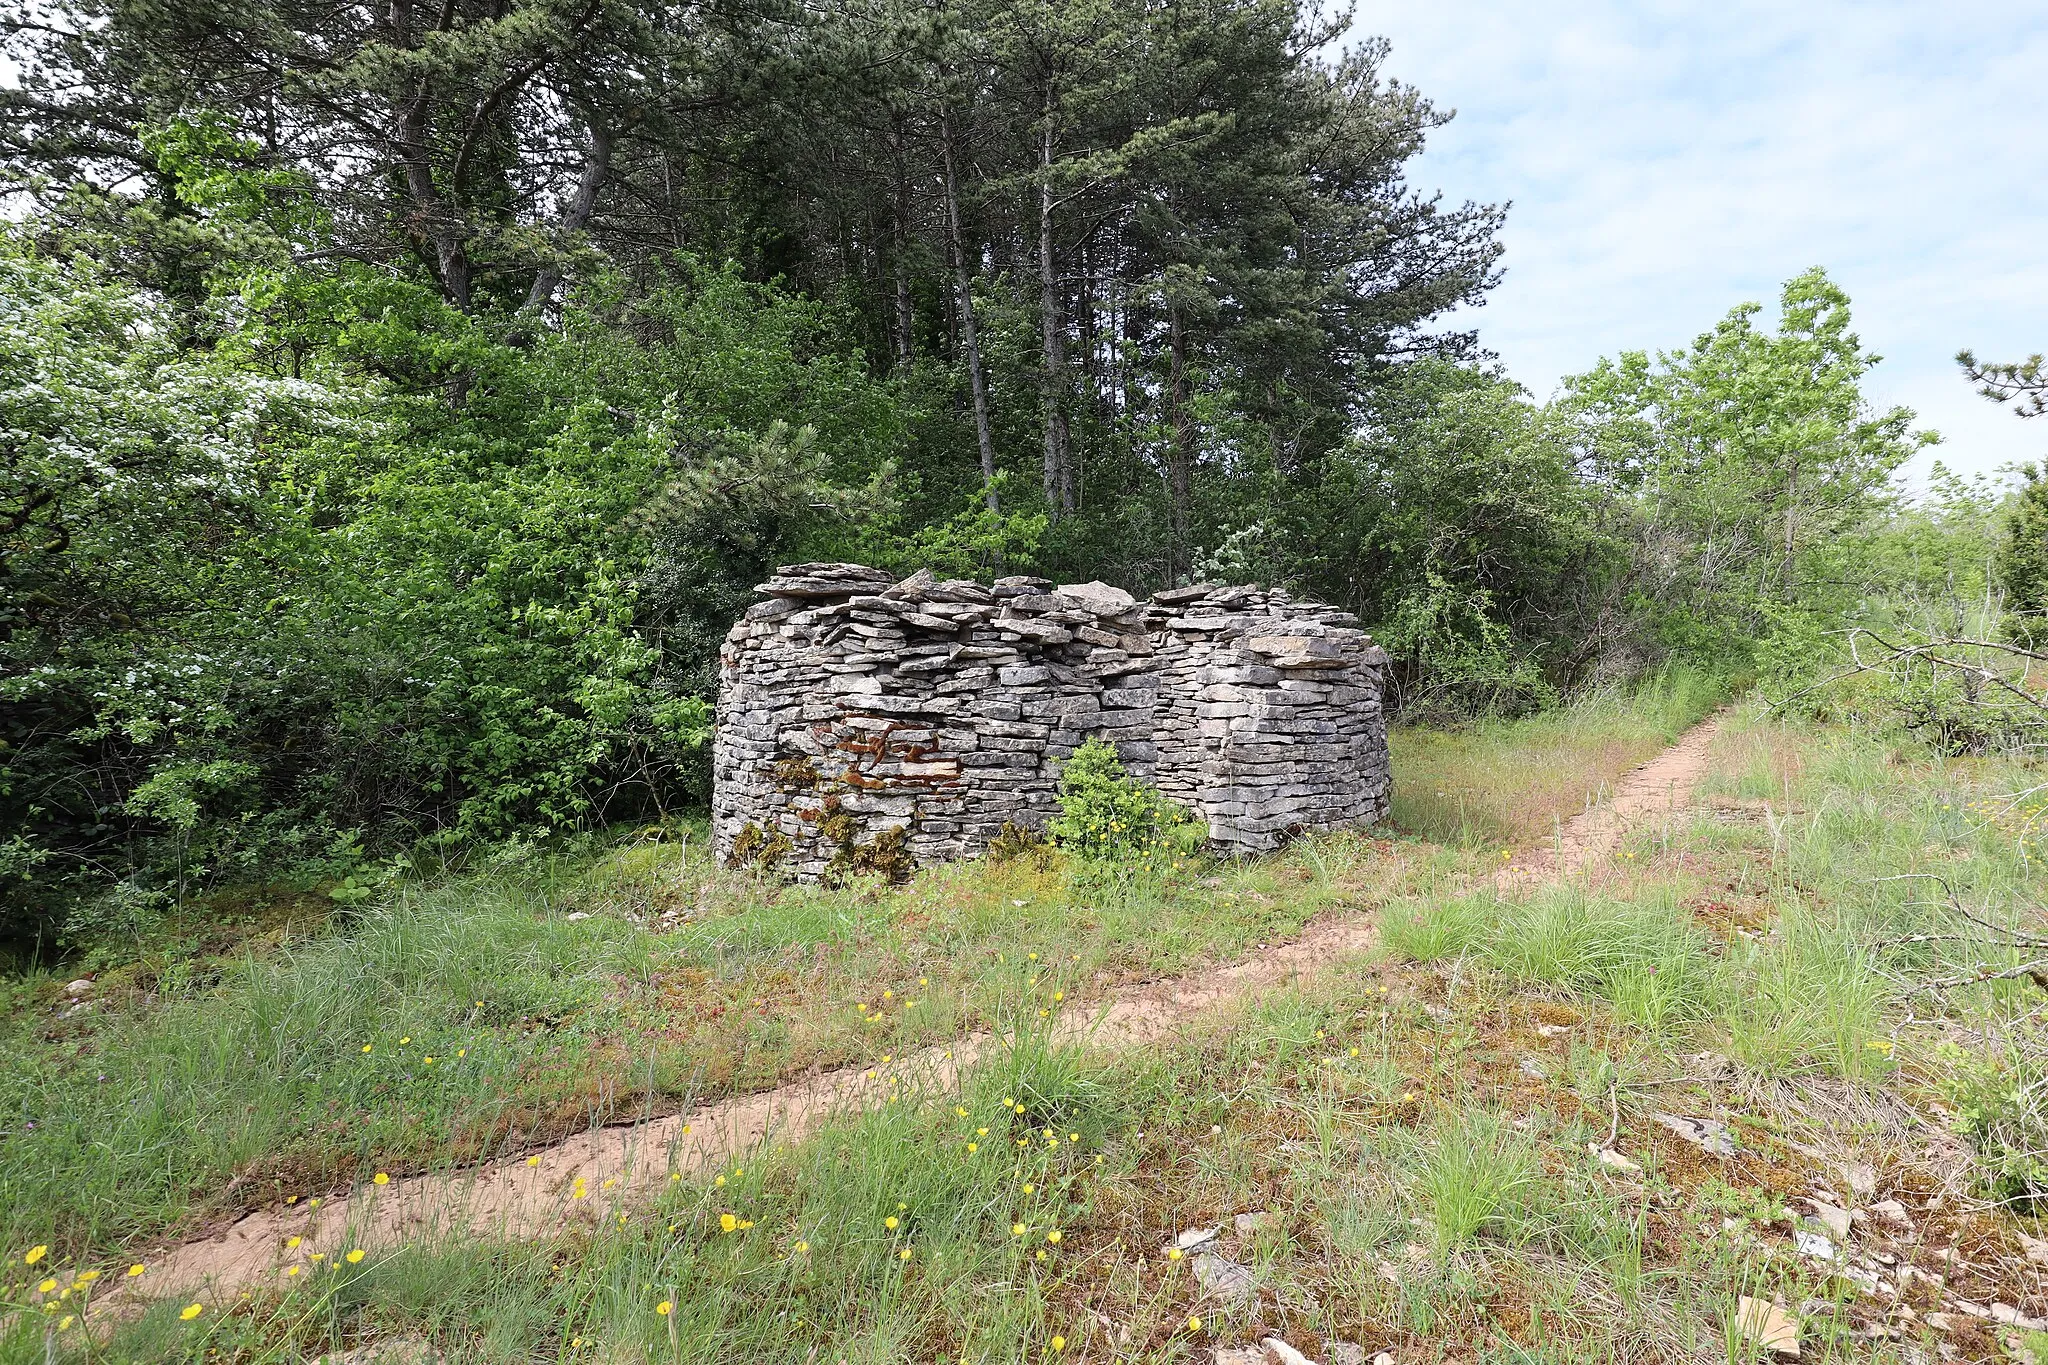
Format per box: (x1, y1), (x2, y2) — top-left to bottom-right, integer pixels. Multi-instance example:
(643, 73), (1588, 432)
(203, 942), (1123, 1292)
(711, 563), (1389, 879)
(1146, 582), (1390, 851)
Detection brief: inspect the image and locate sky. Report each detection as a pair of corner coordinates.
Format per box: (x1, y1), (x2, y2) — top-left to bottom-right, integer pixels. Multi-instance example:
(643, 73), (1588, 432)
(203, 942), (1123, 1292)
(1354, 0), (2048, 484)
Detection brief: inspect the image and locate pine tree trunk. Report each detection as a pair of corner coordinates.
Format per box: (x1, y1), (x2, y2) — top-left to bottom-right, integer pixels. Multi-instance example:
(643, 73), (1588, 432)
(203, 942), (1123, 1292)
(890, 118), (914, 367)
(1037, 93), (1072, 516)
(940, 109), (1000, 511)
(1168, 309), (1196, 579)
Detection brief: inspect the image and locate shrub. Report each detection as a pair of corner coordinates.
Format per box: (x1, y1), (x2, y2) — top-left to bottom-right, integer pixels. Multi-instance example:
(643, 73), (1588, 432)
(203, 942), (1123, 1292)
(1046, 739), (1206, 867)
(1936, 1034), (2048, 1207)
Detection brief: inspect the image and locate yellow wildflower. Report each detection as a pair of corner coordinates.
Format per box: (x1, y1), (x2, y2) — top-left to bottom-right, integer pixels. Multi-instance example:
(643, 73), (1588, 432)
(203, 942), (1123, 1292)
(24, 1245), (47, 1266)
(720, 1214), (738, 1233)
(346, 1249), (365, 1264)
(656, 1300), (673, 1316)
(373, 1172), (390, 1185)
(180, 1304), (204, 1321)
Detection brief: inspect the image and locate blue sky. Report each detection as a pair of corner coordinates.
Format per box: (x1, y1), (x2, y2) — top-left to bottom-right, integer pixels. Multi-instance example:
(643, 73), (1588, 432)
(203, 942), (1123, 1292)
(1355, 0), (2048, 482)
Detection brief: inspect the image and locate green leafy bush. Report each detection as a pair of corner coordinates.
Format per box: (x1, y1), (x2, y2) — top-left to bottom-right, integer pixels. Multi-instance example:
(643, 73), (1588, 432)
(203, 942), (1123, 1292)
(1046, 739), (1206, 867)
(1936, 1036), (2048, 1207)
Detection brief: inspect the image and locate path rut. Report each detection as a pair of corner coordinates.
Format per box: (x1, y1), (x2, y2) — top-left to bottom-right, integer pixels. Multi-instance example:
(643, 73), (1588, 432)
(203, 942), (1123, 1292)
(138, 714), (1723, 1300)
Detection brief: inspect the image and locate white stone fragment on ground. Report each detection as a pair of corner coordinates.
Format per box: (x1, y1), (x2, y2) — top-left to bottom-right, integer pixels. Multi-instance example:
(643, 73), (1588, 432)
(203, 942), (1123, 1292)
(1175, 1225), (1221, 1250)
(562, 911), (591, 922)
(1323, 1347), (1367, 1365)
(1794, 1229), (1840, 1262)
(1651, 1111), (1737, 1156)
(1842, 1161), (1878, 1199)
(1869, 1199), (1913, 1232)
(1535, 1022), (1571, 1038)
(1591, 1144), (1642, 1174)
(1518, 1058), (1546, 1080)
(1735, 1297), (1801, 1357)
(1260, 1337), (1317, 1365)
(1233, 1210), (1271, 1236)
(1214, 1350), (1267, 1365)
(1993, 1303), (2048, 1330)
(1806, 1200), (1853, 1241)
(2022, 1231), (2048, 1265)
(65, 978), (92, 997)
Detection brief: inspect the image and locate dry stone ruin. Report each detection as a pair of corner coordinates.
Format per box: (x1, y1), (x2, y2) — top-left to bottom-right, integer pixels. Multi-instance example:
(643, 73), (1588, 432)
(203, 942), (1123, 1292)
(711, 563), (1391, 880)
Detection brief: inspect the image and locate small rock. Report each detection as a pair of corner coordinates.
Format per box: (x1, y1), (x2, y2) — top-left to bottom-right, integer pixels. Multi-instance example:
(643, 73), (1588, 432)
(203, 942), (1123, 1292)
(65, 978), (92, 998)
(1794, 1230), (1840, 1262)
(1535, 1022), (1571, 1038)
(1260, 1338), (1316, 1365)
(1805, 1200), (1852, 1241)
(1325, 1348), (1368, 1365)
(1947, 1299), (1990, 1319)
(1174, 1225), (1220, 1250)
(2022, 1231), (2048, 1265)
(62, 1001), (92, 1017)
(1652, 1112), (1737, 1157)
(1192, 1249), (1257, 1302)
(1869, 1199), (1913, 1232)
(1233, 1211), (1272, 1236)
(1842, 1162), (1878, 1199)
(562, 911), (592, 922)
(1735, 1296), (1800, 1357)
(1992, 1303), (2048, 1330)
(1518, 1058), (1547, 1080)
(1923, 1312), (1957, 1332)
(1214, 1350), (1266, 1365)
(1591, 1144), (1642, 1175)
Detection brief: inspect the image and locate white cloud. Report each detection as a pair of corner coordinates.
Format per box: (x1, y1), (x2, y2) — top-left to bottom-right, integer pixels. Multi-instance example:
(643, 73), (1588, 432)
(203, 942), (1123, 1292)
(1357, 0), (2048, 479)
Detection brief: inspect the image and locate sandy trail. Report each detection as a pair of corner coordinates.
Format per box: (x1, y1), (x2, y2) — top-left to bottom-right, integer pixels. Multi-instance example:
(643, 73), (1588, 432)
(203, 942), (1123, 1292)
(136, 714), (1723, 1301)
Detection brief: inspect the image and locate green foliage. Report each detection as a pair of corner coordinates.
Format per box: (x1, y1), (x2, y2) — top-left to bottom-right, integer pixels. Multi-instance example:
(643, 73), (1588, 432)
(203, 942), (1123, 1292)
(1936, 1036), (2048, 1207)
(1046, 739), (1206, 866)
(0, 233), (912, 950)
(2000, 465), (2048, 646)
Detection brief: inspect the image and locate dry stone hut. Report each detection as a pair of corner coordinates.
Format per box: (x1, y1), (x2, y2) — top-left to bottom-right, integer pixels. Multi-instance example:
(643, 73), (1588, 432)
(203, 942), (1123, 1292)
(711, 563), (1391, 880)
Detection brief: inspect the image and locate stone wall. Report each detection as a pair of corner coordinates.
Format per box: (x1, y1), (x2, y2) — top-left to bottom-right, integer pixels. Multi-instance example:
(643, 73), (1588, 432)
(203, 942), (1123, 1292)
(711, 563), (1390, 880)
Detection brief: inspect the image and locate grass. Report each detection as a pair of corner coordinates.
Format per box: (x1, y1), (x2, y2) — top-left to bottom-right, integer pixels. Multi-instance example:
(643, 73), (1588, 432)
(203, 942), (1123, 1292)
(0, 828), (1460, 1264)
(1387, 662), (1727, 847)
(0, 679), (1733, 1269)
(22, 685), (2048, 1362)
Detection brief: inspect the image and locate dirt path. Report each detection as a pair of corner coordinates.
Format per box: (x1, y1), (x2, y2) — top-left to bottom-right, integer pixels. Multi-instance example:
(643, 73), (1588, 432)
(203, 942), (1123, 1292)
(137, 714), (1724, 1301)
(1494, 713), (1723, 888)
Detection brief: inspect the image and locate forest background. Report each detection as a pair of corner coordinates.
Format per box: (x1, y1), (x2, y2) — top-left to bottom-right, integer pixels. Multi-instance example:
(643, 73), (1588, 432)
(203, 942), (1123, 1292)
(1, 0), (2039, 957)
